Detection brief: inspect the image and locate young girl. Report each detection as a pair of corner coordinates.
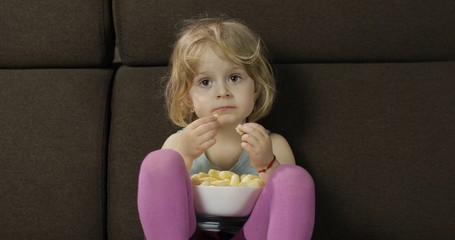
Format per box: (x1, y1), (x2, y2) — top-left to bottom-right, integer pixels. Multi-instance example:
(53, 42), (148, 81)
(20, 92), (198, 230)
(138, 18), (315, 240)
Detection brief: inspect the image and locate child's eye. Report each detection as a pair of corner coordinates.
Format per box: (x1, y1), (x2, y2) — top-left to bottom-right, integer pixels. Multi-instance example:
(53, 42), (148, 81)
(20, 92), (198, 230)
(229, 75), (242, 83)
(198, 79), (212, 87)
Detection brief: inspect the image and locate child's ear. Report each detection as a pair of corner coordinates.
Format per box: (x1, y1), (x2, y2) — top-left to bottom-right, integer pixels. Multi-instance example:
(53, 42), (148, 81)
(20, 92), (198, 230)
(183, 95), (193, 108)
(253, 81), (260, 100)
(254, 90), (260, 101)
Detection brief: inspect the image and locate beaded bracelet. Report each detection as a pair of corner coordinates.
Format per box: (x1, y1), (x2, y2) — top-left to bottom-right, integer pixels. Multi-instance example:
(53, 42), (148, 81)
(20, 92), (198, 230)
(257, 155), (277, 173)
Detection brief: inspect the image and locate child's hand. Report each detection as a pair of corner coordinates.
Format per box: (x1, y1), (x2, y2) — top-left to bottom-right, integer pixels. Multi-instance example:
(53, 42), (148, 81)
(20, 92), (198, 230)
(238, 123), (274, 171)
(175, 115), (219, 164)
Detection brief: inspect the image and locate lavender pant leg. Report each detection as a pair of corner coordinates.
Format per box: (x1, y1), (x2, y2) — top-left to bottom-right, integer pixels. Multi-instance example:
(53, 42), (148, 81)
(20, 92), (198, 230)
(137, 149), (197, 239)
(243, 165), (315, 240)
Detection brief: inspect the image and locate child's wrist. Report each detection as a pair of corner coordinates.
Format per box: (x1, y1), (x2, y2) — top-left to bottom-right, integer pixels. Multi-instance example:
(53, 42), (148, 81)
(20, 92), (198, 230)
(256, 155), (277, 173)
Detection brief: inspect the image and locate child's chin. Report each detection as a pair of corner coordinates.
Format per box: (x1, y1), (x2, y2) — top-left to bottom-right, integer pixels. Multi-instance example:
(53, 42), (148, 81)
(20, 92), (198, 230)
(216, 114), (241, 125)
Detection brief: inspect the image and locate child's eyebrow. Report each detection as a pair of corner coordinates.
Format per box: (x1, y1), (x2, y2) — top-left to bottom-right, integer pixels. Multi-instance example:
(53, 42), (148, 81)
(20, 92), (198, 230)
(193, 71), (211, 77)
(193, 64), (246, 78)
(230, 65), (246, 72)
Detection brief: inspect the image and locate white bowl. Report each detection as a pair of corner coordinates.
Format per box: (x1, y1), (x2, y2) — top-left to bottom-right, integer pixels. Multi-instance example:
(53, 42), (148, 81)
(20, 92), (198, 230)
(193, 185), (263, 217)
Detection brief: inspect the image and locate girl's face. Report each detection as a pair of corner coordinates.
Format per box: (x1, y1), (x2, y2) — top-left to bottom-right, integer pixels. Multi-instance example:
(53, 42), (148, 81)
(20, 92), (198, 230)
(186, 47), (257, 126)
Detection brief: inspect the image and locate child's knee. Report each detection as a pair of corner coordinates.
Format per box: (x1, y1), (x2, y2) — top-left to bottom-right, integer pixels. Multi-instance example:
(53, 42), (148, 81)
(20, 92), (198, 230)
(140, 149), (185, 177)
(271, 165), (314, 190)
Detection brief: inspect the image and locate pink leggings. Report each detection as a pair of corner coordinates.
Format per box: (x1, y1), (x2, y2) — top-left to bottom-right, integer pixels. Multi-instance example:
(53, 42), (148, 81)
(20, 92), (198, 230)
(138, 149), (315, 240)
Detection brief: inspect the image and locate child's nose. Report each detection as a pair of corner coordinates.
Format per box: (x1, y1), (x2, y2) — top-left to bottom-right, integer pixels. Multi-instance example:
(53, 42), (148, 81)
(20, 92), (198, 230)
(216, 83), (231, 98)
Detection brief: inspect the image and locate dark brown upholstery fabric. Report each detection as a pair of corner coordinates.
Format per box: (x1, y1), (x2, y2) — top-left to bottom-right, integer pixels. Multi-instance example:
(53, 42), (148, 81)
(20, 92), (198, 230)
(111, 0), (455, 239)
(0, 69), (113, 239)
(114, 0), (455, 66)
(107, 66), (177, 239)
(107, 62), (455, 239)
(262, 62), (455, 239)
(3, 0), (453, 239)
(0, 0), (114, 68)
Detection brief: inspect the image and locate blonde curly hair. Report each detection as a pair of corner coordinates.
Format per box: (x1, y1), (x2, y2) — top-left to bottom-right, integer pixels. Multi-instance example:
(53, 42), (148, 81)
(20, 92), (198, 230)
(165, 18), (276, 127)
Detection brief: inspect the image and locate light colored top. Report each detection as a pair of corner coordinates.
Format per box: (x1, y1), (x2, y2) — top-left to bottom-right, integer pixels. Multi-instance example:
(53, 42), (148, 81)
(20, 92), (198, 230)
(189, 151), (258, 176)
(190, 151), (255, 234)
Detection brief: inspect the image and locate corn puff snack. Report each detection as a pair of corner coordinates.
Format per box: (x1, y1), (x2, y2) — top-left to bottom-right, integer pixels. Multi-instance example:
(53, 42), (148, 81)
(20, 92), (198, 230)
(191, 170), (264, 188)
(235, 124), (245, 135)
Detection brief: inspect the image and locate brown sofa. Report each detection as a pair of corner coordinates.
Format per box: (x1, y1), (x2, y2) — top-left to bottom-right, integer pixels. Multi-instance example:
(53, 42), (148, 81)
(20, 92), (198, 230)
(1, 0), (454, 239)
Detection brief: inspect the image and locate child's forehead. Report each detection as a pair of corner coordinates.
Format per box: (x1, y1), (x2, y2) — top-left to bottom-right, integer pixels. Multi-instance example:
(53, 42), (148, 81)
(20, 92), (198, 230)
(191, 45), (239, 67)
(199, 46), (228, 61)
(196, 48), (246, 74)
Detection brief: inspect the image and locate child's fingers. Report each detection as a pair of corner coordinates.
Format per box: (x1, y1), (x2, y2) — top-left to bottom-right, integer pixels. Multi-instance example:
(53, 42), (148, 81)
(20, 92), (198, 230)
(195, 121), (219, 137)
(190, 115), (219, 130)
(240, 124), (269, 148)
(199, 129), (217, 143)
(189, 116), (219, 136)
(240, 140), (255, 152)
(241, 133), (259, 148)
(199, 137), (216, 151)
(238, 123), (267, 138)
(191, 128), (217, 153)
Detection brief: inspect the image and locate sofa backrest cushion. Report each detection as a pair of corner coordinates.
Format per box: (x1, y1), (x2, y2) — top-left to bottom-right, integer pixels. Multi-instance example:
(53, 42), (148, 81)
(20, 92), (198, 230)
(264, 62), (455, 239)
(0, 0), (114, 239)
(0, 69), (113, 239)
(114, 0), (455, 66)
(108, 66), (177, 239)
(111, 0), (455, 239)
(0, 0), (114, 68)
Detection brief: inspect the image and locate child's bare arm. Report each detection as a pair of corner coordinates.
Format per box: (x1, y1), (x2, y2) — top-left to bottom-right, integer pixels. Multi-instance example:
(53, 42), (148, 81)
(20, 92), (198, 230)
(162, 115), (219, 171)
(270, 133), (296, 165)
(237, 123), (295, 182)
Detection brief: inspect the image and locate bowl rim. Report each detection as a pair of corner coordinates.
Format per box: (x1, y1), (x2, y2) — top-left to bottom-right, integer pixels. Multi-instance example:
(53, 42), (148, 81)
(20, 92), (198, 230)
(192, 185), (264, 190)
